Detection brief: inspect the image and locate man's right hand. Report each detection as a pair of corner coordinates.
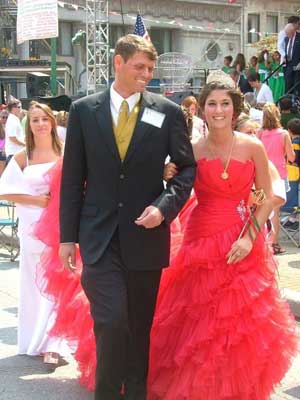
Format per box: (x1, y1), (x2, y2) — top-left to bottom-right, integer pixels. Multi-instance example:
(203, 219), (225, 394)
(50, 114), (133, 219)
(59, 243), (76, 272)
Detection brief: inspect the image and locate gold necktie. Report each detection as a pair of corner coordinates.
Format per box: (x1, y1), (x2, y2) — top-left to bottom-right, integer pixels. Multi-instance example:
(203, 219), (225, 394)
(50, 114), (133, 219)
(117, 100), (129, 133)
(113, 99), (139, 161)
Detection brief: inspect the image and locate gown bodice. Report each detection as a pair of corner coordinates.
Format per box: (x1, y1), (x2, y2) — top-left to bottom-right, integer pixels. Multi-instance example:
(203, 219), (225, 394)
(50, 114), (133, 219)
(22, 162), (55, 196)
(186, 158), (255, 237)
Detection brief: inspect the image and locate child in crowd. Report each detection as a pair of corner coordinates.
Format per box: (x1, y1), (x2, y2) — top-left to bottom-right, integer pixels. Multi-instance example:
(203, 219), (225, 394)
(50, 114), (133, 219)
(279, 96), (300, 129)
(222, 55), (233, 74)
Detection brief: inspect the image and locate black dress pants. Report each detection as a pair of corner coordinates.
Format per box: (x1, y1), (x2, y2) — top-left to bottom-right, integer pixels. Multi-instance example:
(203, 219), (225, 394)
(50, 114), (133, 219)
(285, 66), (300, 96)
(81, 232), (162, 400)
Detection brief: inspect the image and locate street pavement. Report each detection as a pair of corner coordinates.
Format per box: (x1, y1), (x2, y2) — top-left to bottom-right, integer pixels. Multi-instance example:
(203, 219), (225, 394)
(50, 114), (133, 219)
(0, 236), (299, 400)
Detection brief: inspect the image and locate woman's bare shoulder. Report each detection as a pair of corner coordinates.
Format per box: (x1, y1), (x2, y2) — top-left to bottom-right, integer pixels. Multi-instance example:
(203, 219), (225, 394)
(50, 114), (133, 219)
(191, 136), (206, 160)
(13, 149), (27, 170)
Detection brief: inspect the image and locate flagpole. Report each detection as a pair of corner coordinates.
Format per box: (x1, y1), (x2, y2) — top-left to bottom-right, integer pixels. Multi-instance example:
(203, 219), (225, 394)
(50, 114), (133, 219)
(120, 0), (125, 35)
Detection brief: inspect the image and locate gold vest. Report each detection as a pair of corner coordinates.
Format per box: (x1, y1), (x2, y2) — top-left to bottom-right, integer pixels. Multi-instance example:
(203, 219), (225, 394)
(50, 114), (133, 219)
(113, 100), (140, 161)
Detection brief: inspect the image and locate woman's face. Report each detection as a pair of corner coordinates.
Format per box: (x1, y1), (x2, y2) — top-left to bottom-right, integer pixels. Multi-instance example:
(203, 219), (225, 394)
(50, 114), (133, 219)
(189, 103), (197, 116)
(203, 90), (234, 131)
(273, 52), (280, 62)
(0, 112), (8, 126)
(239, 121), (256, 136)
(29, 108), (53, 138)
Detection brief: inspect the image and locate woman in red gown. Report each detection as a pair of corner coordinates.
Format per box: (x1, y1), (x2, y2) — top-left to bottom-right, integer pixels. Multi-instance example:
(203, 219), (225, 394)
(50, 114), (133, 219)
(147, 73), (298, 399)
(35, 73), (298, 399)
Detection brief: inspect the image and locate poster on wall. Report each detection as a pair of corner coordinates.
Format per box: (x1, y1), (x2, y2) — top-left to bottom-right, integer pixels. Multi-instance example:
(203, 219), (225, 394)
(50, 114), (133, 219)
(17, 0), (58, 44)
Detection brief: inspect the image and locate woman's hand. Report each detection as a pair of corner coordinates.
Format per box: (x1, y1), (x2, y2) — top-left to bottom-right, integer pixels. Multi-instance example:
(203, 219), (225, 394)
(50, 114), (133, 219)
(226, 236), (253, 264)
(34, 194), (50, 208)
(163, 162), (178, 181)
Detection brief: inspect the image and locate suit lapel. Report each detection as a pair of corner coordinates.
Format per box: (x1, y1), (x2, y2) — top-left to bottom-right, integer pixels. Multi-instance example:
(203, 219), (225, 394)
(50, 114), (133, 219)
(123, 91), (156, 165)
(93, 89), (121, 163)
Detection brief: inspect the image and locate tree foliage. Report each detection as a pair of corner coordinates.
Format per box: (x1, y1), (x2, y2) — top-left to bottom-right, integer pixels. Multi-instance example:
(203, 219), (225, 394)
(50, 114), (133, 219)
(251, 35), (278, 54)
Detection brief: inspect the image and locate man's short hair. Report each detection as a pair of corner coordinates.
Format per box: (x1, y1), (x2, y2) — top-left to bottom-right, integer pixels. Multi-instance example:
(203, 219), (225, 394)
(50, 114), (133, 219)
(247, 72), (260, 82)
(224, 55), (233, 63)
(114, 34), (158, 63)
(278, 96), (292, 111)
(7, 99), (21, 112)
(287, 118), (300, 135)
(288, 15), (300, 24)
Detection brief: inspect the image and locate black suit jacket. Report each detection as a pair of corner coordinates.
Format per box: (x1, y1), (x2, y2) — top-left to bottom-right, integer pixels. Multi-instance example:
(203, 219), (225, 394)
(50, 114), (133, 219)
(285, 32), (300, 67)
(60, 89), (196, 269)
(238, 75), (253, 94)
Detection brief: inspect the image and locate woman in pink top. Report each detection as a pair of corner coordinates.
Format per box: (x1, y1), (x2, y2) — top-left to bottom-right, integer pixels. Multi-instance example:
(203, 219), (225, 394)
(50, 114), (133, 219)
(258, 103), (295, 254)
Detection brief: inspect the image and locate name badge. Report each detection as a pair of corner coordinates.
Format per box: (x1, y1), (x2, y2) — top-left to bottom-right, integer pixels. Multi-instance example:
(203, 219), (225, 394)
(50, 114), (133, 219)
(141, 107), (166, 128)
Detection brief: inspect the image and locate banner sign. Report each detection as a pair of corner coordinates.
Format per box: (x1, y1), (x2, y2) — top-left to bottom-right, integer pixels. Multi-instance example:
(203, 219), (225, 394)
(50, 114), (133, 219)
(17, 0), (58, 44)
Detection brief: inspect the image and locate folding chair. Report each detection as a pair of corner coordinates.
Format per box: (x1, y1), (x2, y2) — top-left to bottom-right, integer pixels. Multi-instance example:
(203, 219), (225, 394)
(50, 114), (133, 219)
(280, 166), (300, 248)
(280, 206), (300, 247)
(0, 200), (19, 261)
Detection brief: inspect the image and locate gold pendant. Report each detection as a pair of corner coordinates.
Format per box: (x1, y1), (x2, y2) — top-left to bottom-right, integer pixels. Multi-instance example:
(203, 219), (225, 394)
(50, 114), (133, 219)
(221, 171), (229, 180)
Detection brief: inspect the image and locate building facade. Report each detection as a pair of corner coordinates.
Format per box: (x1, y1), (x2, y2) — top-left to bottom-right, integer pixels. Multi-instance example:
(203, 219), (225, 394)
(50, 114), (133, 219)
(1, 0), (300, 97)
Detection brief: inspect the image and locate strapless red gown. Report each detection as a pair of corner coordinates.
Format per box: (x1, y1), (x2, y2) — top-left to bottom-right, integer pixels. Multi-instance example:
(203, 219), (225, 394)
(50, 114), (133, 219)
(147, 158), (298, 400)
(34, 158), (298, 398)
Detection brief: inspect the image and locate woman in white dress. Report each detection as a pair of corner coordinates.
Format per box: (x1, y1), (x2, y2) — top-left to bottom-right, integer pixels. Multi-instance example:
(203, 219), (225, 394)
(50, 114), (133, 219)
(0, 101), (69, 365)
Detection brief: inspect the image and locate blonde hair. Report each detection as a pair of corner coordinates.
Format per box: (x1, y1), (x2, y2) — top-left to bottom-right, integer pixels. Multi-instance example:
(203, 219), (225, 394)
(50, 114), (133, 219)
(262, 103), (281, 130)
(56, 110), (69, 127)
(235, 113), (260, 133)
(26, 101), (62, 159)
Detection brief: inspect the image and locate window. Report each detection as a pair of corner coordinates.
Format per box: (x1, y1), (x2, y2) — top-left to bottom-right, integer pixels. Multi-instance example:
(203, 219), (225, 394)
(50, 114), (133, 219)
(150, 29), (172, 55)
(266, 15), (278, 35)
(206, 42), (220, 61)
(248, 14), (260, 44)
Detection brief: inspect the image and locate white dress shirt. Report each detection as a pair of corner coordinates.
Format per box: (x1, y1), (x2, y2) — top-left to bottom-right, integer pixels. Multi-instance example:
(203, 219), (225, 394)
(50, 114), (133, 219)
(110, 84), (141, 126)
(277, 30), (287, 62)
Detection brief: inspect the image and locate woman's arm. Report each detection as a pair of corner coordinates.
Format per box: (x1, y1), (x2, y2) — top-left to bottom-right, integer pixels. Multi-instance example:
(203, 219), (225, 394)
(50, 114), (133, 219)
(227, 141), (274, 263)
(284, 131), (296, 162)
(0, 194), (50, 208)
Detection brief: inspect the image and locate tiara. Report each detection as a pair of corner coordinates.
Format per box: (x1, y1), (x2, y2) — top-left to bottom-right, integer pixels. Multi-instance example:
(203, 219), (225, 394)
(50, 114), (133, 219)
(206, 70), (235, 88)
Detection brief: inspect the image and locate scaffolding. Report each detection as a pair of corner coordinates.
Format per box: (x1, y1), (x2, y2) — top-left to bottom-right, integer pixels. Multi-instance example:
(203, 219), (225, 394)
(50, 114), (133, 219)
(86, 0), (109, 94)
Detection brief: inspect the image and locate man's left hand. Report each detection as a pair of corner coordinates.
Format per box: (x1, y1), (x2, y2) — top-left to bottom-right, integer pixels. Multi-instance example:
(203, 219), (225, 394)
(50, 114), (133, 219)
(135, 206), (164, 229)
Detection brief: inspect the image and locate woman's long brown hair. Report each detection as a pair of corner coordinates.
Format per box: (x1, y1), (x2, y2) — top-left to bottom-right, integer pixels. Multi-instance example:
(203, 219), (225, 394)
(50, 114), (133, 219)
(25, 101), (62, 159)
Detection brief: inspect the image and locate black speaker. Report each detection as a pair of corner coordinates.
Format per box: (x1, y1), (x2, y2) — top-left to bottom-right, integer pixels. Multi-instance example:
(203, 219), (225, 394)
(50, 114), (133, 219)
(26, 72), (50, 97)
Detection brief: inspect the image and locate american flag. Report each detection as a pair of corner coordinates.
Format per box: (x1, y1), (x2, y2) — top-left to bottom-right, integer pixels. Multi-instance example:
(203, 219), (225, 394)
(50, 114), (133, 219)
(133, 14), (150, 41)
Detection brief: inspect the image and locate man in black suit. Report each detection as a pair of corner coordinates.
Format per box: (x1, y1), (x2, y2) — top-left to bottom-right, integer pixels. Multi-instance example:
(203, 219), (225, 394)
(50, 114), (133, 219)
(59, 34), (196, 400)
(284, 23), (300, 95)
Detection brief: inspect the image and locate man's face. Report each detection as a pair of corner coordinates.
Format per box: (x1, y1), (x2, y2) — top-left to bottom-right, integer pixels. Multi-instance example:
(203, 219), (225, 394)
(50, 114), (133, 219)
(224, 58), (230, 67)
(293, 21), (300, 31)
(11, 103), (22, 118)
(114, 51), (155, 96)
(286, 28), (295, 38)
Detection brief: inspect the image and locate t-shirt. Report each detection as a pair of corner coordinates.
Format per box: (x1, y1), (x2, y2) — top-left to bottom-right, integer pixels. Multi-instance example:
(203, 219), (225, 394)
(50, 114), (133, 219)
(255, 83), (274, 104)
(280, 113), (300, 129)
(5, 113), (24, 156)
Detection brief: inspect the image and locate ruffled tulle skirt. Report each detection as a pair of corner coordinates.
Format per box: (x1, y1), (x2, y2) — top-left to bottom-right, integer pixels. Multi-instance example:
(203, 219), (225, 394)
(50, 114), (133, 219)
(147, 221), (298, 400)
(34, 166), (298, 397)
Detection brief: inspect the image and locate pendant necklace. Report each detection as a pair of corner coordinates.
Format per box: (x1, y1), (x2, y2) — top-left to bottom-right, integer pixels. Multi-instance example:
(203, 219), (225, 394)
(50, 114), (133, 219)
(208, 132), (235, 180)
